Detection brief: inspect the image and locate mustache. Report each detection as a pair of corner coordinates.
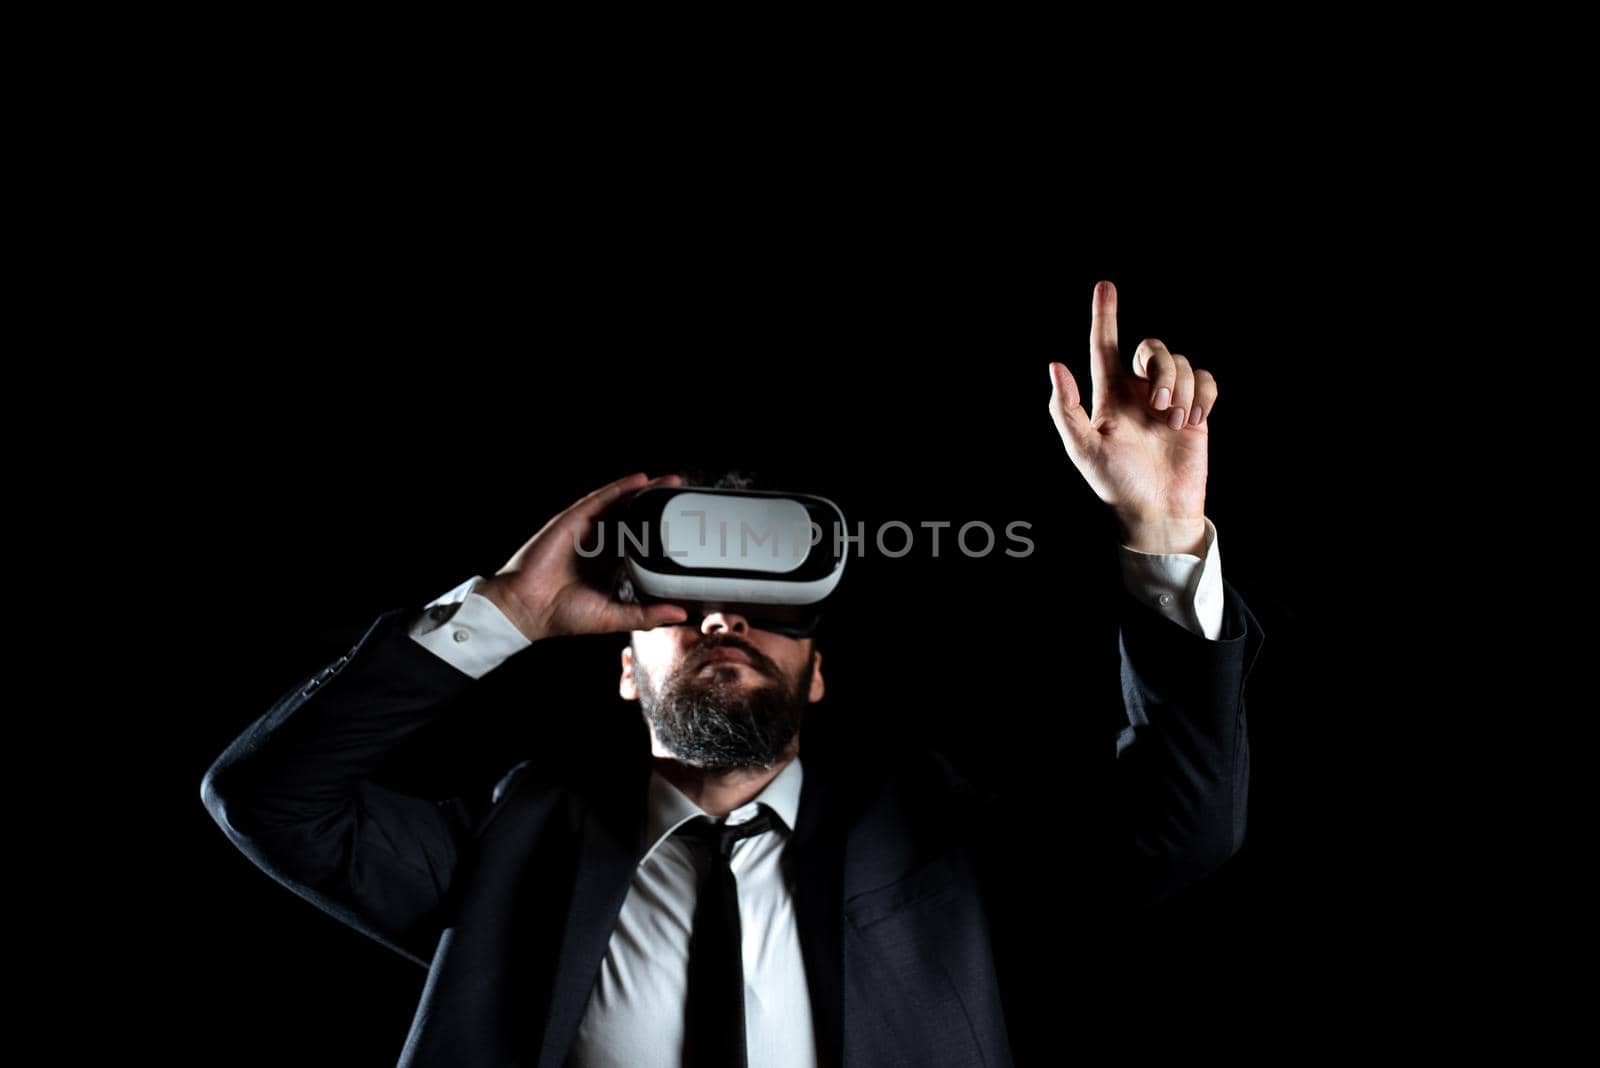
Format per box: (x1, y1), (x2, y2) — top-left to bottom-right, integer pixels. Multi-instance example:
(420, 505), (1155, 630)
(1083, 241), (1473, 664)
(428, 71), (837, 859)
(688, 636), (773, 674)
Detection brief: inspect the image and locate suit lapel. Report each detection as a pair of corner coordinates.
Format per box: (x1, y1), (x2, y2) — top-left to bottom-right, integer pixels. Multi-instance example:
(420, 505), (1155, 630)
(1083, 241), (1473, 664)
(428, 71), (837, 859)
(791, 749), (848, 1068)
(534, 741), (654, 1068)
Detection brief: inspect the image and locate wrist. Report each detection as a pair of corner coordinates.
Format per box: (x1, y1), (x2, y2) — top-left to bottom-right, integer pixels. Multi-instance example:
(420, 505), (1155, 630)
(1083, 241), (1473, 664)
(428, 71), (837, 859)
(476, 575), (549, 643)
(1116, 513), (1208, 556)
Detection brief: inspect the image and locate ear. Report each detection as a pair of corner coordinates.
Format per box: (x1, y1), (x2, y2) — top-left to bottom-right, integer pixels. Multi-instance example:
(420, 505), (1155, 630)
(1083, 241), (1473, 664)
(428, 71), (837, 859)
(619, 642), (640, 701)
(807, 647), (825, 703)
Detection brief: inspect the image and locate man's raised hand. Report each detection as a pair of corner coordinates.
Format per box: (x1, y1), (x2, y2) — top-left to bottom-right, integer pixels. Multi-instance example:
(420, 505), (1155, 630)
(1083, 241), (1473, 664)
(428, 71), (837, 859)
(1047, 280), (1216, 555)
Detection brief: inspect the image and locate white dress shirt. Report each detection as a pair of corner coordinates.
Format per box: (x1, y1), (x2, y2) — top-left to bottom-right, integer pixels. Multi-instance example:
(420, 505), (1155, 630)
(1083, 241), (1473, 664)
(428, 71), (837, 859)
(403, 517), (1228, 1064)
(567, 756), (813, 1067)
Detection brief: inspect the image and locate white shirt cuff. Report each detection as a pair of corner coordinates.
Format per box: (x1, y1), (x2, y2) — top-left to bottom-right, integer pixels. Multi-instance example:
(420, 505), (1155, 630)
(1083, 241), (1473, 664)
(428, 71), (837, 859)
(407, 575), (533, 679)
(1117, 516), (1225, 641)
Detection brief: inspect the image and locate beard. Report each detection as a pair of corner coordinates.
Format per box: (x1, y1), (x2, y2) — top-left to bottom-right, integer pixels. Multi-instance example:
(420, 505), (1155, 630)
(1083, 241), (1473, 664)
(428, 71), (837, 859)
(634, 639), (812, 771)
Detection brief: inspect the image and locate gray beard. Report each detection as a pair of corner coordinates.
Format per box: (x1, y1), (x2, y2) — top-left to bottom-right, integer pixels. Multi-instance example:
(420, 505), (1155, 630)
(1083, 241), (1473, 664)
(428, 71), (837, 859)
(636, 657), (811, 771)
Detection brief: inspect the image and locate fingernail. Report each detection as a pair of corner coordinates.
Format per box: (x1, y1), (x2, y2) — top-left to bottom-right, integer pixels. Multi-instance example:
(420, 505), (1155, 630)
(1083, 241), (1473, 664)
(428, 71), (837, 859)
(1189, 405), (1203, 426)
(1154, 387), (1170, 409)
(1169, 407), (1186, 429)
(1195, 407), (1205, 425)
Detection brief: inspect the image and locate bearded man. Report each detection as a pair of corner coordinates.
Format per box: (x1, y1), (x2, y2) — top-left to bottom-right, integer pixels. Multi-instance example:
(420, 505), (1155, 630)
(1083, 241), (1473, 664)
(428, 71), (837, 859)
(200, 280), (1264, 1067)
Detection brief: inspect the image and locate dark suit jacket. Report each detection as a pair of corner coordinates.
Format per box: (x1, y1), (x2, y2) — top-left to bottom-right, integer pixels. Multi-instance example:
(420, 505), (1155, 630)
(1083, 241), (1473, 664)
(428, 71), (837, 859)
(200, 579), (1264, 1067)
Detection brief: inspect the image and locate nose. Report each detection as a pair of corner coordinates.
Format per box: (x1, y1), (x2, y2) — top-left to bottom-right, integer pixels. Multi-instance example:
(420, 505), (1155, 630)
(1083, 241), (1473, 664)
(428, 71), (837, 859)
(700, 608), (749, 638)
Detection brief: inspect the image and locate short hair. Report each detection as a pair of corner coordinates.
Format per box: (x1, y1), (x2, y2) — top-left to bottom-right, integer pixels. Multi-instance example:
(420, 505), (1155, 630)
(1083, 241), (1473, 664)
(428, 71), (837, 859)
(670, 465), (765, 492)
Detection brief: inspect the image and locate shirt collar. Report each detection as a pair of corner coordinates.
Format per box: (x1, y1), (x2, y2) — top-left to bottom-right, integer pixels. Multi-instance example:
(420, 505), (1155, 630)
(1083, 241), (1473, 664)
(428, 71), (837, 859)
(639, 755), (804, 865)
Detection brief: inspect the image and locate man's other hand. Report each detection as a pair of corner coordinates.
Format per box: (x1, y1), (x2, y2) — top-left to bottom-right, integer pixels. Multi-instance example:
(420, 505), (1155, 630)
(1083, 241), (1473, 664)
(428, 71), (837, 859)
(1047, 281), (1216, 555)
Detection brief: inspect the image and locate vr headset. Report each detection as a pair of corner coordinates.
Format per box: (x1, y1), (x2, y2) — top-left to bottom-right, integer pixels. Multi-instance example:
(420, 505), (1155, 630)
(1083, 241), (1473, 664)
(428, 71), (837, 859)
(610, 484), (848, 638)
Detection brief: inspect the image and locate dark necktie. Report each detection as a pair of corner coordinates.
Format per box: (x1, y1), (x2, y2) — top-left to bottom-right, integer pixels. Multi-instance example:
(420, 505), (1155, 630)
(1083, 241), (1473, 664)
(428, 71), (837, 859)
(676, 808), (778, 1068)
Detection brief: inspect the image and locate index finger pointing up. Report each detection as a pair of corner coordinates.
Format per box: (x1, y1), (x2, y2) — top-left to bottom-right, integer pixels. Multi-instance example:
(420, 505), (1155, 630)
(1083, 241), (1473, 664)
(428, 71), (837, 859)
(1089, 279), (1121, 415)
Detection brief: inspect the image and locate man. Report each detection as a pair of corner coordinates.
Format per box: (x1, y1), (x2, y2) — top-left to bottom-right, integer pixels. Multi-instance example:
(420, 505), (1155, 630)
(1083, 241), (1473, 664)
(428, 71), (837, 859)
(200, 281), (1265, 1067)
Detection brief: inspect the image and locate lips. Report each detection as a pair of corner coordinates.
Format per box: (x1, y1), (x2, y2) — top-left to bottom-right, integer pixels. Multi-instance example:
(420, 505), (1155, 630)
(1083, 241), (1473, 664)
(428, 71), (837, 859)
(701, 648), (751, 666)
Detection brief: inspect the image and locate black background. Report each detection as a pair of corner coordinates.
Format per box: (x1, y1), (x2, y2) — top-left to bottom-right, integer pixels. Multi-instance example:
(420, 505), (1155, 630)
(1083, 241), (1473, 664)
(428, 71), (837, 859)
(141, 190), (1398, 1064)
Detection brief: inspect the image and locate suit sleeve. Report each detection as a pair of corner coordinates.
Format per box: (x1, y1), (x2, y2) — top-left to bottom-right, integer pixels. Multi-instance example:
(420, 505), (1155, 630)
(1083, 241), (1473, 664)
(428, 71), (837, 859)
(1112, 573), (1266, 907)
(198, 604), (530, 968)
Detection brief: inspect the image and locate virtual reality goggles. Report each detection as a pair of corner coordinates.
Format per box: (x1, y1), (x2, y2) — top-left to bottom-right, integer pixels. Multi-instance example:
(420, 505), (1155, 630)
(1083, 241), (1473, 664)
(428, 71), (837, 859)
(609, 484), (848, 638)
